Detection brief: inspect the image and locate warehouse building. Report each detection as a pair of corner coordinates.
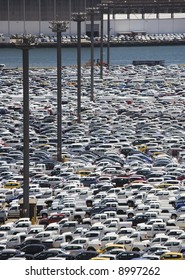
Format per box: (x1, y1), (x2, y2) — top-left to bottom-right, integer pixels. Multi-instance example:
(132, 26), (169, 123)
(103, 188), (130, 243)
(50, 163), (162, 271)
(0, 0), (185, 36)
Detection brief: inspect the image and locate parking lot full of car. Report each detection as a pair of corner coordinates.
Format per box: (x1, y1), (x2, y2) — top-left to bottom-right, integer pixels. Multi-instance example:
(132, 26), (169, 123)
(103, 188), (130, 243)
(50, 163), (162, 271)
(0, 63), (185, 260)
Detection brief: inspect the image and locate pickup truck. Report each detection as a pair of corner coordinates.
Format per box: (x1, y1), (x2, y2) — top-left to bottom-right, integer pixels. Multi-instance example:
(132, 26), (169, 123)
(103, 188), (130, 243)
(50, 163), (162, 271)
(34, 231), (56, 242)
(69, 236), (102, 252)
(115, 236), (150, 252)
(45, 223), (61, 235)
(85, 202), (128, 219)
(60, 221), (78, 233)
(43, 232), (73, 248)
(100, 233), (119, 248)
(129, 231), (149, 241)
(144, 210), (171, 222)
(136, 224), (153, 239)
(151, 221), (179, 237)
(91, 213), (108, 225)
(72, 206), (90, 223)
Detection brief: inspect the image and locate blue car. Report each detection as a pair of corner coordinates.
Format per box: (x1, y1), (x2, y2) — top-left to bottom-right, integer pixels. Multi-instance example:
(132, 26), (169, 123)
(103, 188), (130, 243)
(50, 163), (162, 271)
(0, 108), (9, 114)
(136, 153), (153, 163)
(175, 200), (185, 210)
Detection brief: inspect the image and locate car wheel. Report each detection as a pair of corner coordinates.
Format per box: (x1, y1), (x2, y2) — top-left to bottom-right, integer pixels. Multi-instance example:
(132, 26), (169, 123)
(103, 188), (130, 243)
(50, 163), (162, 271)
(132, 247), (140, 252)
(66, 236), (72, 242)
(128, 201), (134, 207)
(87, 247), (96, 251)
(171, 214), (177, 219)
(128, 213), (134, 218)
(42, 213), (48, 218)
(74, 216), (82, 223)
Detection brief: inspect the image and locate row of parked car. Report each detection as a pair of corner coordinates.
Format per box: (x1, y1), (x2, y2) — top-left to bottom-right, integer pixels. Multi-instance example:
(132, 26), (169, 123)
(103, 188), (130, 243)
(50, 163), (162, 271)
(0, 216), (185, 260)
(0, 63), (185, 259)
(11, 32), (185, 45)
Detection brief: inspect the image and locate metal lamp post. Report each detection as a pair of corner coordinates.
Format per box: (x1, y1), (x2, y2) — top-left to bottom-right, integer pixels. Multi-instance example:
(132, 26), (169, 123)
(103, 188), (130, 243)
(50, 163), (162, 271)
(71, 12), (86, 123)
(105, 1), (113, 68)
(100, 7), (104, 79)
(97, 3), (106, 79)
(16, 36), (35, 218)
(86, 7), (99, 102)
(49, 21), (68, 162)
(107, 5), (110, 68)
(100, 1), (112, 68)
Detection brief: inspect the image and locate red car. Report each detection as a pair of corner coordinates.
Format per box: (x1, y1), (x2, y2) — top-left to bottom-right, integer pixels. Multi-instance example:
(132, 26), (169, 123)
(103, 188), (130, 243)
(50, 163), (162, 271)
(39, 213), (65, 226)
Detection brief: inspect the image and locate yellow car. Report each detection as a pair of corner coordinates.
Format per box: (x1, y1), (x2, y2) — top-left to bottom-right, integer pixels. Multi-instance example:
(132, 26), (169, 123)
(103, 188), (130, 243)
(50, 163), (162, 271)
(76, 170), (92, 177)
(160, 252), (184, 260)
(152, 151), (165, 157)
(157, 182), (172, 189)
(137, 144), (147, 153)
(97, 244), (125, 254)
(3, 181), (20, 189)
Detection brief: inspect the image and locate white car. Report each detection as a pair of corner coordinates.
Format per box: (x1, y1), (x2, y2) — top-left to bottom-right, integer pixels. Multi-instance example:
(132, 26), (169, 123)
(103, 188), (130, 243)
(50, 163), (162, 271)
(163, 239), (183, 252)
(85, 239), (102, 251)
(100, 233), (119, 248)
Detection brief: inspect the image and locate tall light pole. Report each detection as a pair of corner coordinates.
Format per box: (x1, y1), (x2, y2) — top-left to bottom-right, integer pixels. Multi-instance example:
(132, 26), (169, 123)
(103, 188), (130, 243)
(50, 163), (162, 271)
(100, 7), (104, 79)
(72, 12), (86, 123)
(16, 36), (35, 218)
(97, 3), (106, 79)
(100, 1), (112, 68)
(49, 21), (68, 162)
(106, 1), (113, 68)
(86, 7), (99, 102)
(107, 4), (110, 68)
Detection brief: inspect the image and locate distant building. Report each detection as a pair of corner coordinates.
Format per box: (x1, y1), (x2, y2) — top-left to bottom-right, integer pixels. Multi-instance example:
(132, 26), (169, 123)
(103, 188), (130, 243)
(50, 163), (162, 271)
(0, 0), (185, 36)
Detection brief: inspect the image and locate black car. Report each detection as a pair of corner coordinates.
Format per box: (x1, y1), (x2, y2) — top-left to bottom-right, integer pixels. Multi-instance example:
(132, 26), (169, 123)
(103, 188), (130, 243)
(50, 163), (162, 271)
(15, 238), (42, 250)
(24, 254), (35, 260)
(116, 251), (142, 260)
(86, 205), (117, 217)
(131, 214), (149, 227)
(20, 244), (47, 255)
(53, 253), (72, 259)
(0, 249), (25, 260)
(111, 177), (130, 188)
(65, 250), (99, 260)
(80, 177), (97, 187)
(33, 250), (61, 260)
